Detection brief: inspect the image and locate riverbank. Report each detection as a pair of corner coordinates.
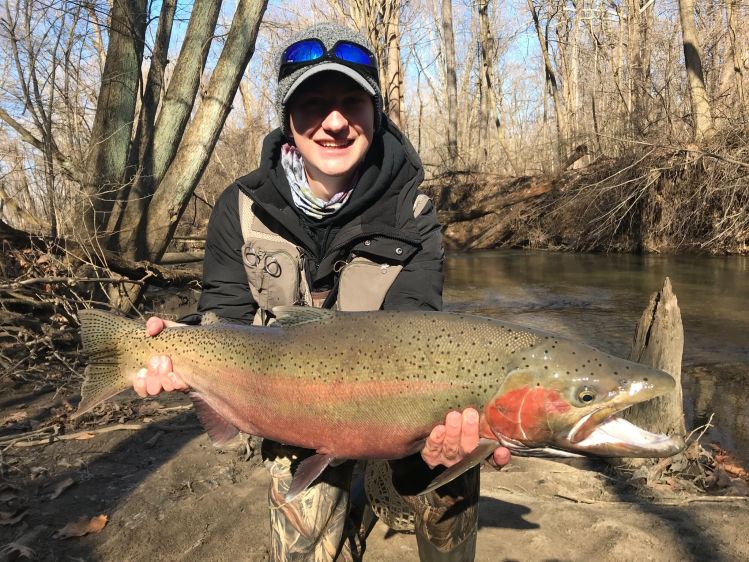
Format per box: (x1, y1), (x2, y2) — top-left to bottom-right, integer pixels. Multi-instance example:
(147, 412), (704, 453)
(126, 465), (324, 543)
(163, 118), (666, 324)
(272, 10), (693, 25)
(426, 124), (749, 256)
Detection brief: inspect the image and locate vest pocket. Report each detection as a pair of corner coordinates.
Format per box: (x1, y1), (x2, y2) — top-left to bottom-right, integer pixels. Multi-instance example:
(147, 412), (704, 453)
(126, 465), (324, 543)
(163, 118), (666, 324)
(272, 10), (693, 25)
(242, 243), (301, 310)
(337, 257), (403, 312)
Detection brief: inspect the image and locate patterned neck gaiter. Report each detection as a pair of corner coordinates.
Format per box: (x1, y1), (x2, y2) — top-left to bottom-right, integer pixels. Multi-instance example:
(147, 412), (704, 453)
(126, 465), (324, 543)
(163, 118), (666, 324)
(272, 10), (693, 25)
(281, 143), (355, 220)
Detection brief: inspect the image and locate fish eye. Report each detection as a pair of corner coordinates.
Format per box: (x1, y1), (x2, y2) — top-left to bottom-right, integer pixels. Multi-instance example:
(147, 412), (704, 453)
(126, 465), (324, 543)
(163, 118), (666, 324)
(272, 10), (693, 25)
(577, 387), (597, 404)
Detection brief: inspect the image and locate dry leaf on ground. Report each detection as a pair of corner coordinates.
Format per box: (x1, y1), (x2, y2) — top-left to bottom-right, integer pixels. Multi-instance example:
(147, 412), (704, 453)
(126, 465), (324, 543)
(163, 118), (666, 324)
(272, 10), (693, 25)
(53, 514), (108, 539)
(49, 477), (75, 500)
(0, 509), (28, 526)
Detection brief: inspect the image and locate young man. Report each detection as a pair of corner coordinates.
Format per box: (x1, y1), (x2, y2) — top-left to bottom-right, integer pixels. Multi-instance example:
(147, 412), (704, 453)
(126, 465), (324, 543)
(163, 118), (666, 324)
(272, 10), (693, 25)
(135, 23), (510, 561)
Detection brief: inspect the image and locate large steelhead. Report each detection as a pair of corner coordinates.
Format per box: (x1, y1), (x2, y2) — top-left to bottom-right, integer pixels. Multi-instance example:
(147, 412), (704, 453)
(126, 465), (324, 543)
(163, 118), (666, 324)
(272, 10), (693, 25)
(76, 307), (683, 472)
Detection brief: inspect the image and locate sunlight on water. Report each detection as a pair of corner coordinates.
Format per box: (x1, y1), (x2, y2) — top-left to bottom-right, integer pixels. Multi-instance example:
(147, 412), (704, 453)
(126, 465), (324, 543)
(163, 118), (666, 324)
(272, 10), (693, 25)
(445, 250), (749, 464)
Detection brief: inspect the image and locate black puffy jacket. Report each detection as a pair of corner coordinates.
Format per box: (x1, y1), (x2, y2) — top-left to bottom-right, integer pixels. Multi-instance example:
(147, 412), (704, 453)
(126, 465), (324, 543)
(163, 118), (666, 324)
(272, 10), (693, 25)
(197, 115), (444, 322)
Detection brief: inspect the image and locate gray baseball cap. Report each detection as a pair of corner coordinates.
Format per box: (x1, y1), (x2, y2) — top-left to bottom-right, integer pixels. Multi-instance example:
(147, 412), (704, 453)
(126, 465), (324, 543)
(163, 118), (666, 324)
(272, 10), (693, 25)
(275, 22), (383, 138)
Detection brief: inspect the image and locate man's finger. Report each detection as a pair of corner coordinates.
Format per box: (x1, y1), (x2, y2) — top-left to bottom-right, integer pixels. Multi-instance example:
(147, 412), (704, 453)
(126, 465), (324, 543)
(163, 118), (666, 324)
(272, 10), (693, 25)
(145, 317), (166, 337)
(157, 355), (171, 377)
(442, 411), (462, 460)
(460, 408), (480, 455)
(425, 425), (445, 452)
(134, 368), (148, 398)
(422, 425), (446, 468)
(161, 373), (175, 392)
(145, 360), (164, 396)
(492, 446), (512, 467)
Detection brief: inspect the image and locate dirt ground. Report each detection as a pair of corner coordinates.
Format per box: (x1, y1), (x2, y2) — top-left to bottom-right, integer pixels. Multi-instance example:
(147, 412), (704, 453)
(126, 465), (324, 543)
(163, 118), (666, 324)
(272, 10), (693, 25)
(1, 387), (748, 562)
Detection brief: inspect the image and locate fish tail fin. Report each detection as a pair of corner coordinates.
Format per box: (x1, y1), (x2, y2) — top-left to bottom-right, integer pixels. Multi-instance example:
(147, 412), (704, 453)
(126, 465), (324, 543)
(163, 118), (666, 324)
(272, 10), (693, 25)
(74, 309), (144, 418)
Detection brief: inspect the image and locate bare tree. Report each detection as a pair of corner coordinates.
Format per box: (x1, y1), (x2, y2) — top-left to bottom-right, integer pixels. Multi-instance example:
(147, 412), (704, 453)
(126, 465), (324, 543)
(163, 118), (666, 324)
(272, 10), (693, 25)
(117, 0), (268, 262)
(677, 0), (714, 141)
(723, 0), (746, 111)
(1, 0), (268, 267)
(107, 1), (222, 258)
(528, 0), (568, 165)
(477, 0), (518, 174)
(340, 0), (405, 128)
(383, 0), (404, 128)
(441, 0), (459, 165)
(0, 0), (91, 236)
(82, 0), (148, 237)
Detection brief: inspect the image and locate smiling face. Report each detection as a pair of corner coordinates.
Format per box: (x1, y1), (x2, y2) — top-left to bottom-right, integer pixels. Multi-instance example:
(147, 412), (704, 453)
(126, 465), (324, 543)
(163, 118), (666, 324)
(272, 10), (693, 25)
(287, 72), (375, 200)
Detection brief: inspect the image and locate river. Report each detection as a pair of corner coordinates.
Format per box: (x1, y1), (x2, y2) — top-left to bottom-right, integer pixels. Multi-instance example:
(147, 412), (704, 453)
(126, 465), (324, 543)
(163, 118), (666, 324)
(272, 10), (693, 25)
(444, 250), (749, 466)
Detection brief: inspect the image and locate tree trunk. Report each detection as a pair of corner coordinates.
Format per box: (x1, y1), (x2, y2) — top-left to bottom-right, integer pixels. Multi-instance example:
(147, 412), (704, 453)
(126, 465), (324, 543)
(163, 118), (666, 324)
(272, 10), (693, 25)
(620, 277), (686, 466)
(677, 0), (714, 142)
(82, 0), (147, 237)
(441, 0), (459, 166)
(107, 0), (177, 249)
(724, 0), (746, 110)
(108, 1), (222, 256)
(527, 0), (567, 167)
(627, 0), (653, 137)
(383, 0), (404, 129)
(136, 0), (267, 263)
(477, 0), (519, 175)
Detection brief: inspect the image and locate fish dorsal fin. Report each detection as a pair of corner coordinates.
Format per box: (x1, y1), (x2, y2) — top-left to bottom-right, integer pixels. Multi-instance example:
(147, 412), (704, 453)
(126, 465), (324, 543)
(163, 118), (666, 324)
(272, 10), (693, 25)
(189, 393), (239, 445)
(419, 438), (500, 496)
(271, 306), (335, 327)
(285, 453), (336, 502)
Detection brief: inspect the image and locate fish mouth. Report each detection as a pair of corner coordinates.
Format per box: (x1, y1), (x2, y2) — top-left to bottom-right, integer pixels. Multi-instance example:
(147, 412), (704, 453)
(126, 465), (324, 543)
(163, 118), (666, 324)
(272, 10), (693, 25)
(566, 407), (684, 457)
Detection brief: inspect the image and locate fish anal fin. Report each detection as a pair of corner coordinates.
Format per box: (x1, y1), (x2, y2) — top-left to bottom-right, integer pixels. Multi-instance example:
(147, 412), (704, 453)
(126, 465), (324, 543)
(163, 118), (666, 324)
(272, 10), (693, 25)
(271, 306), (335, 327)
(190, 393), (239, 445)
(419, 438), (500, 496)
(285, 453), (336, 502)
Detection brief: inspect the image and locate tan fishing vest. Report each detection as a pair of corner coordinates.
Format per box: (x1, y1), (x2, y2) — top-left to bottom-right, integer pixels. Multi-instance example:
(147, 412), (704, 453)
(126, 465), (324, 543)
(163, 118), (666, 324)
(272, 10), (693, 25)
(238, 191), (430, 322)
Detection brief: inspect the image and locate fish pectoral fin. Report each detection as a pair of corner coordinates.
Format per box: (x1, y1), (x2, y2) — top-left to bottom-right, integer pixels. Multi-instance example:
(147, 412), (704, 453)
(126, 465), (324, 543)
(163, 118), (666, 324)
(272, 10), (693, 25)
(419, 438), (500, 496)
(189, 392), (239, 445)
(271, 306), (335, 327)
(285, 453), (336, 502)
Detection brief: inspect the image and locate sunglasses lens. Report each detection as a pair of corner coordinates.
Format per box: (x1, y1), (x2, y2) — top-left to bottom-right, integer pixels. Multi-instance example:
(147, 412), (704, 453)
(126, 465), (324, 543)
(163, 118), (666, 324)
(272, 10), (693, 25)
(284, 39), (324, 63)
(333, 42), (376, 67)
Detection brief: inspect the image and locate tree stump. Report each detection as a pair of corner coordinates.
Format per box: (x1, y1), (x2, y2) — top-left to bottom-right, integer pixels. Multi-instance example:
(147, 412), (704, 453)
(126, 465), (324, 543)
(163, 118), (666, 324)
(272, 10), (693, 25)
(620, 277), (686, 467)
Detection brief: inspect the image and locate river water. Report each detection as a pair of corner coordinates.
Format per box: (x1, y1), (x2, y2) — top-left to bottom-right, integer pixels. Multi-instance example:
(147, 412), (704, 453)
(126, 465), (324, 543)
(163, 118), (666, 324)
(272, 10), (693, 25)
(444, 250), (749, 465)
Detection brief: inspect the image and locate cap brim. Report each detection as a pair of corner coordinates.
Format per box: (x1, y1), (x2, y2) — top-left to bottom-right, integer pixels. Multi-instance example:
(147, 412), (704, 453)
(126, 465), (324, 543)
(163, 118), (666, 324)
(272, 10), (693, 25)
(282, 62), (376, 104)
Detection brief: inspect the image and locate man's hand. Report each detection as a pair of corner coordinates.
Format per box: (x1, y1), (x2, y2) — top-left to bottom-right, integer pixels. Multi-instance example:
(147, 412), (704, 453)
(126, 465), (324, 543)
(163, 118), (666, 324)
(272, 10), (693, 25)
(133, 317), (189, 397)
(421, 409), (511, 469)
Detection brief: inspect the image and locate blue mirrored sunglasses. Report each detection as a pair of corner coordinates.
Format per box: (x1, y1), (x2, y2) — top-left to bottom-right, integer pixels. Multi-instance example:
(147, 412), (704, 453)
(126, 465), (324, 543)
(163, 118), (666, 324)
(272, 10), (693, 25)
(279, 39), (379, 84)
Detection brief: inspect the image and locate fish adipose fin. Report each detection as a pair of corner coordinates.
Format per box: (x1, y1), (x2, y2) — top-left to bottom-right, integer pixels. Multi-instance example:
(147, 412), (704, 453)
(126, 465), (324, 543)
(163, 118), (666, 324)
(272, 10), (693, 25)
(285, 453), (336, 502)
(272, 306), (335, 327)
(74, 310), (144, 418)
(190, 393), (239, 445)
(419, 438), (500, 496)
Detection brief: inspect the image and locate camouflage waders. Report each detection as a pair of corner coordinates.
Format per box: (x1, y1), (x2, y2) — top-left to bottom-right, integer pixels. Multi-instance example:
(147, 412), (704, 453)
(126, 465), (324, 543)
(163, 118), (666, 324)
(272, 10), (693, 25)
(262, 440), (479, 562)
